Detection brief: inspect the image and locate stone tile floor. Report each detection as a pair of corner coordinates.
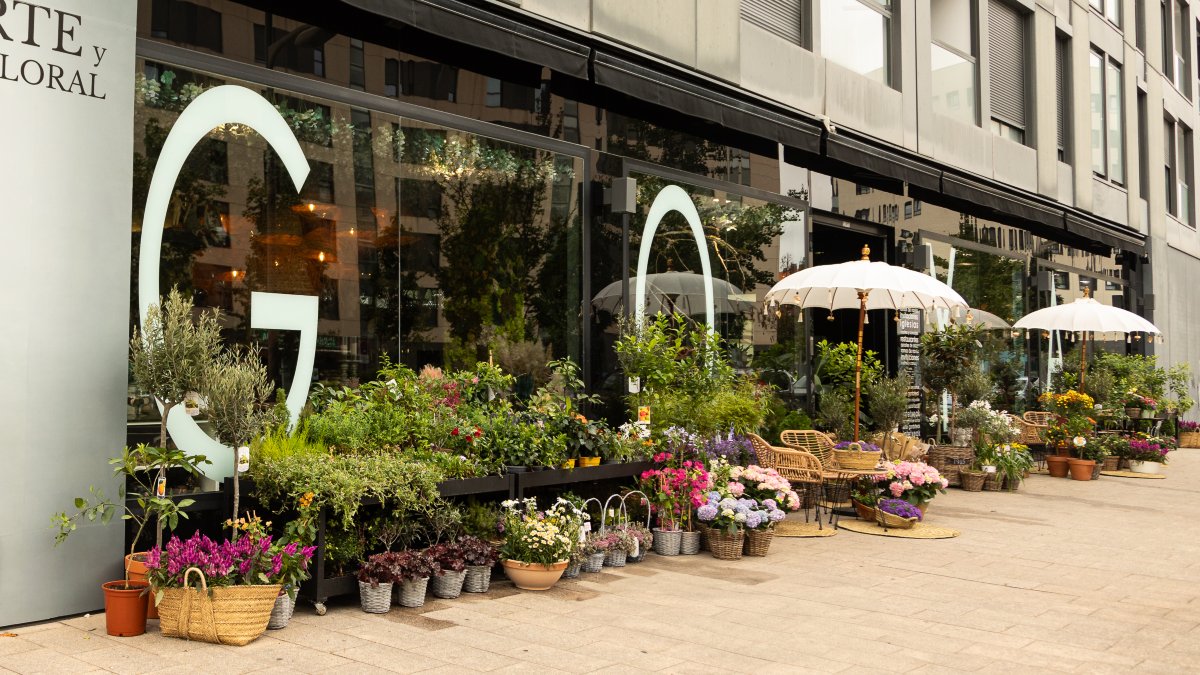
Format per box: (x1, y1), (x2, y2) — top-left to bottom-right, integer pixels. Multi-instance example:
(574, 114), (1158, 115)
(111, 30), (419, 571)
(5, 451), (1200, 674)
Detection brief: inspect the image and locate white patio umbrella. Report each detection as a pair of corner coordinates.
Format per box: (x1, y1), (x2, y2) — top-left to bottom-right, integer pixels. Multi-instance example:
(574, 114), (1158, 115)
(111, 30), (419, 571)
(1013, 289), (1160, 389)
(592, 271), (755, 316)
(925, 307), (1012, 331)
(765, 245), (968, 441)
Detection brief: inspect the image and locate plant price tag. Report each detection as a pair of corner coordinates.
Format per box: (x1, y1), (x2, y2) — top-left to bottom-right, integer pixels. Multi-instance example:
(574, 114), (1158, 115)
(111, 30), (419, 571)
(627, 377), (640, 393)
(155, 476), (167, 497)
(237, 446), (250, 473)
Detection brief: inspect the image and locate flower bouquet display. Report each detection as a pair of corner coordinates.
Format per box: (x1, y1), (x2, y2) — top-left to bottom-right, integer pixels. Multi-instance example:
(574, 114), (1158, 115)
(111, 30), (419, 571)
(869, 461), (948, 516)
(695, 493), (782, 560)
(602, 527), (637, 567)
(581, 531), (611, 572)
(874, 498), (921, 529)
(623, 523), (654, 562)
(146, 531), (307, 645)
(498, 497), (580, 590)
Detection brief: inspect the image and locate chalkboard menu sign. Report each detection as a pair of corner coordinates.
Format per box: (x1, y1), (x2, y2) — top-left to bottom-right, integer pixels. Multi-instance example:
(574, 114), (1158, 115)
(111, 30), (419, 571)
(898, 309), (923, 437)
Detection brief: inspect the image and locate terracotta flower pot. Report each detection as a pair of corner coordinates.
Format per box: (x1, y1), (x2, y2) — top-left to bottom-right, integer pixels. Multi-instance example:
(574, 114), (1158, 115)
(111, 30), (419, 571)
(1046, 455), (1071, 478)
(502, 559), (568, 591)
(1067, 458), (1096, 481)
(124, 553), (158, 620)
(102, 580), (150, 637)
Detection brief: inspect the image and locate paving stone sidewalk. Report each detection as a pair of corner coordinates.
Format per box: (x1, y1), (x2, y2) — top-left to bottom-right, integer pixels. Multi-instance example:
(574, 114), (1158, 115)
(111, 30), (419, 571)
(5, 451), (1200, 674)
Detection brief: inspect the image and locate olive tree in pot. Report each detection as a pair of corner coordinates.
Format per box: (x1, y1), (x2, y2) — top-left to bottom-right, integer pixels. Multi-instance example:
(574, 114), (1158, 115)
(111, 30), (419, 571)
(202, 346), (273, 532)
(865, 374), (912, 434)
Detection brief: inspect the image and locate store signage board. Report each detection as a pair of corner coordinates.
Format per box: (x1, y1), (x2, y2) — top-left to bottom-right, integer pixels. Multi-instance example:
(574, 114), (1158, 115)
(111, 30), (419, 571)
(0, 0), (136, 626)
(139, 85), (317, 478)
(898, 308), (923, 437)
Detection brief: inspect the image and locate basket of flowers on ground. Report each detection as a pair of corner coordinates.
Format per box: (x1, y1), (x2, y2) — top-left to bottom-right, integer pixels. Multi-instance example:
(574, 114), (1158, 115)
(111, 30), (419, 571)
(1127, 436), (1174, 474)
(875, 498), (922, 529)
(868, 460), (949, 518)
(147, 528), (312, 646)
(1179, 421), (1200, 449)
(724, 464), (797, 555)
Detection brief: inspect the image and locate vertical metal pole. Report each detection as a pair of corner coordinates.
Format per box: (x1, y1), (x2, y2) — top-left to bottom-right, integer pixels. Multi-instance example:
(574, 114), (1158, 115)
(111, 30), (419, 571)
(855, 292), (867, 442)
(621, 212), (631, 320)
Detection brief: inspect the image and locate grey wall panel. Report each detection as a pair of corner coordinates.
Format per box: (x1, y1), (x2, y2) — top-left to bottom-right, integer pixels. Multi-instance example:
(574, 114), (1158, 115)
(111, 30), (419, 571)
(824, 61), (905, 145)
(740, 21), (823, 114)
(993, 134), (1040, 191)
(1091, 176), (1131, 226)
(0, 0), (136, 626)
(592, 0), (697, 67)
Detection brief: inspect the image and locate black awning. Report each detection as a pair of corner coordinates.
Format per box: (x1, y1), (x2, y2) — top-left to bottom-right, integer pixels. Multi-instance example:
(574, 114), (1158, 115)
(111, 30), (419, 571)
(339, 0), (590, 79)
(1065, 213), (1146, 256)
(825, 132), (942, 192)
(941, 173), (1066, 232)
(593, 51), (822, 155)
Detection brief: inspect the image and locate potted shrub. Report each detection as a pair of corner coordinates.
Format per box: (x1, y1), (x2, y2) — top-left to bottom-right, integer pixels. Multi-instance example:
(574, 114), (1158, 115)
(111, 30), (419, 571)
(1066, 436), (1096, 481)
(427, 542), (467, 599)
(743, 499), (787, 556)
(624, 523), (653, 563)
(395, 549), (440, 607)
(994, 443), (1035, 490)
(638, 448), (710, 556)
(498, 497), (580, 590)
(53, 443), (210, 634)
(458, 536), (498, 593)
(694, 495), (749, 561)
(202, 345), (273, 530)
(357, 553), (396, 614)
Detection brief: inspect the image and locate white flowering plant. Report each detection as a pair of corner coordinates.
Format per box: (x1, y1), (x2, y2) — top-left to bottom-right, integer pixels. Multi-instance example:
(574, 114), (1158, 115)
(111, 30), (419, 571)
(498, 497), (580, 565)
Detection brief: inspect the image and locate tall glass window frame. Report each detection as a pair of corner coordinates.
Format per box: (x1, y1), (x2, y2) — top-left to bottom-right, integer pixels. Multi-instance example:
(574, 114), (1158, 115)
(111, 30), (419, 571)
(1090, 48), (1126, 186)
(819, 0), (896, 87)
(930, 0), (979, 126)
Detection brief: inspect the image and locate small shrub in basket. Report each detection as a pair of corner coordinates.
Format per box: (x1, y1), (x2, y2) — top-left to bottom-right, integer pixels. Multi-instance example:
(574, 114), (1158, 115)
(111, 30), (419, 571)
(458, 535), (498, 592)
(394, 550), (440, 608)
(426, 542), (467, 599)
(356, 552), (398, 614)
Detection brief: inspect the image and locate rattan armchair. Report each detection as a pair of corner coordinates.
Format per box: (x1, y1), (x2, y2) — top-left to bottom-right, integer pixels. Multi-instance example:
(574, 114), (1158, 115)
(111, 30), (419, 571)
(1023, 411), (1055, 426)
(779, 429), (836, 469)
(767, 447), (827, 527)
(1009, 414), (1046, 446)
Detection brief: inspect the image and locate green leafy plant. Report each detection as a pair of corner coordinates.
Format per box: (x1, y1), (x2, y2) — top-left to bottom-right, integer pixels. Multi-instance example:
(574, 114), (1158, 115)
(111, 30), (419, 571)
(203, 346), (273, 534)
(865, 374), (911, 433)
(817, 389), (855, 440)
(53, 445), (210, 582)
(814, 339), (882, 390)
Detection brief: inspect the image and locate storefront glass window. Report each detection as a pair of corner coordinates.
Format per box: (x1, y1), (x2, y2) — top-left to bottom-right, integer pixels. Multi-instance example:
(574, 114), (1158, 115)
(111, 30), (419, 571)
(821, 0), (891, 84)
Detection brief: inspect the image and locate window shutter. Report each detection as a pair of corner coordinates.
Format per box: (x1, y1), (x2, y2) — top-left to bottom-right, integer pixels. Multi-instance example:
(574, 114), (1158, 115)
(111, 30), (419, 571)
(742, 0), (803, 45)
(989, 0), (1026, 129)
(1056, 37), (1068, 151)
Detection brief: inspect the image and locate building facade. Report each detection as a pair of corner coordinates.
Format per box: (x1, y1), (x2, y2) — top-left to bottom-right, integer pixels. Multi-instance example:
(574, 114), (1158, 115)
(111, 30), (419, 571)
(5, 0), (1193, 626)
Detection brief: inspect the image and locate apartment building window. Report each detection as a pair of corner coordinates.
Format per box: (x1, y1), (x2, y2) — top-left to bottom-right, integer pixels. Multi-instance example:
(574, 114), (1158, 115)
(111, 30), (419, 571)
(253, 25), (326, 76)
(385, 59), (399, 97)
(1056, 34), (1071, 161)
(742, 0), (809, 48)
(820, 0), (893, 86)
(930, 0), (977, 125)
(1091, 50), (1125, 184)
(1136, 0), (1147, 51)
(1165, 117), (1194, 224)
(1090, 0), (1122, 27)
(151, 0), (222, 52)
(1162, 1), (1191, 96)
(989, 0), (1028, 143)
(1138, 90), (1150, 199)
(349, 39), (365, 91)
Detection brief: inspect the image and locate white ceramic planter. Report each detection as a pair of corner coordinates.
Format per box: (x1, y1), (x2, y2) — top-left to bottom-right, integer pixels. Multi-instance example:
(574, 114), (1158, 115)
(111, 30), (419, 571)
(1128, 460), (1163, 474)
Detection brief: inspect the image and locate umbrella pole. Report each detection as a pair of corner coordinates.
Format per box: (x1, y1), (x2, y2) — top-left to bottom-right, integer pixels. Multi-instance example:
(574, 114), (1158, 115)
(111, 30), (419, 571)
(854, 291), (868, 442)
(1080, 330), (1088, 391)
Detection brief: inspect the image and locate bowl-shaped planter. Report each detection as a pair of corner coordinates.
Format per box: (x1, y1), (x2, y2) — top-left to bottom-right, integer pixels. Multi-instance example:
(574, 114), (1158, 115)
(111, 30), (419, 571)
(502, 560), (567, 591)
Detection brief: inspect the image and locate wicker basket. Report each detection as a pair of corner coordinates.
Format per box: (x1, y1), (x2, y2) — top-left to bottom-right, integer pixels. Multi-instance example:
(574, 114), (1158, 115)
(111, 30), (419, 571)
(357, 581), (392, 614)
(928, 445), (974, 488)
(561, 562), (581, 579)
(1102, 456), (1121, 471)
(267, 591), (294, 630)
(604, 549), (628, 567)
(398, 577), (428, 608)
(708, 529), (744, 561)
(743, 528), (773, 557)
(960, 470), (985, 492)
(1006, 475), (1022, 490)
(1180, 431), (1200, 448)
(983, 472), (1002, 491)
(697, 524), (710, 551)
(431, 570), (466, 599)
(463, 565), (492, 593)
(833, 449), (882, 470)
(581, 552), (605, 573)
(679, 530), (701, 555)
(874, 507), (918, 529)
(652, 528), (682, 556)
(158, 568), (281, 646)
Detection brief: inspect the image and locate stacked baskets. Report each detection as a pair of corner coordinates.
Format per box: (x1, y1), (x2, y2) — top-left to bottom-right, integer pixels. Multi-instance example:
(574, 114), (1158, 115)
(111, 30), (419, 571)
(927, 445), (974, 487)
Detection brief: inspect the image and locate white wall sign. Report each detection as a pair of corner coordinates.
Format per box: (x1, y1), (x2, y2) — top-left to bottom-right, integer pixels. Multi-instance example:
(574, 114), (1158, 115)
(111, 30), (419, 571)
(0, 0), (136, 628)
(139, 85), (317, 478)
(634, 185), (716, 329)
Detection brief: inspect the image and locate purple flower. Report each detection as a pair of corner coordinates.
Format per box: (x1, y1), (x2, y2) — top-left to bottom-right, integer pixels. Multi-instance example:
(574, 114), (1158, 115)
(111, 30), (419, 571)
(697, 504), (718, 521)
(878, 498), (922, 520)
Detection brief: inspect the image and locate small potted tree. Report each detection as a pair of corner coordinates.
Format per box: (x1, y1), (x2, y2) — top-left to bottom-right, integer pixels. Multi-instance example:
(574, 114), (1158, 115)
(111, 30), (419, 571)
(357, 553), (397, 614)
(395, 550), (440, 607)
(202, 346), (273, 530)
(427, 541), (467, 599)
